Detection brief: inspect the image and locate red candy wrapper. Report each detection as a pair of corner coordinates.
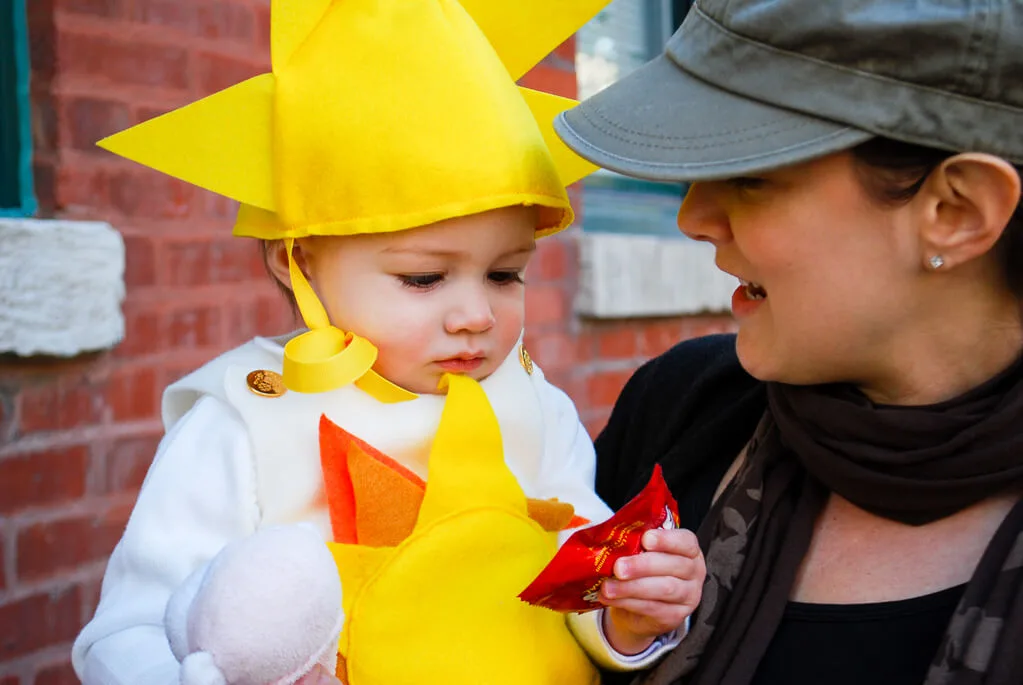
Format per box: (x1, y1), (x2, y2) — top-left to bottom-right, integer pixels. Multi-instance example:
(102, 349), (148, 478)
(519, 464), (680, 613)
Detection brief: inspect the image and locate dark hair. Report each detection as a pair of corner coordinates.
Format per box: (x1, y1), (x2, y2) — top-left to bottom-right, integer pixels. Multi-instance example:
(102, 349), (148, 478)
(850, 137), (1023, 297)
(260, 239), (299, 313)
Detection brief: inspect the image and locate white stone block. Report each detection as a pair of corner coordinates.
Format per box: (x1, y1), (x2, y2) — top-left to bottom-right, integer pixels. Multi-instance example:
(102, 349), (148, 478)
(576, 232), (735, 318)
(0, 219), (126, 356)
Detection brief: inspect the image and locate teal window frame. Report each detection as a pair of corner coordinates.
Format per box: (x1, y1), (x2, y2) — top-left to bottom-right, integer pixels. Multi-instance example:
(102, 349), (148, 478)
(1, 0), (36, 217)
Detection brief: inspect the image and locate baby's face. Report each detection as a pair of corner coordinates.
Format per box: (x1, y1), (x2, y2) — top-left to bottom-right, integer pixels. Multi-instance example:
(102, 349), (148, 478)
(299, 205), (537, 394)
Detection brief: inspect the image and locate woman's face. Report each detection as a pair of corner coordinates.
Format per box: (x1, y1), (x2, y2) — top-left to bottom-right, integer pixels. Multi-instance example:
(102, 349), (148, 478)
(678, 152), (927, 387)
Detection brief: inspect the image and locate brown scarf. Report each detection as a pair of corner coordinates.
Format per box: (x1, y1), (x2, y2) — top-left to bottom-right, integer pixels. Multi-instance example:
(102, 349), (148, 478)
(637, 360), (1023, 685)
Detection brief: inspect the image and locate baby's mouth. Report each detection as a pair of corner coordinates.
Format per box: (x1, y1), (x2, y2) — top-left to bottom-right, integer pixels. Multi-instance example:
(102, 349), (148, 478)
(740, 279), (767, 300)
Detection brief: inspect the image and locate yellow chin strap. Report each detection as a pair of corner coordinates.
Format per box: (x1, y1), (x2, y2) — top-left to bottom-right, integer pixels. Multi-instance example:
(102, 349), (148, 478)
(283, 238), (417, 402)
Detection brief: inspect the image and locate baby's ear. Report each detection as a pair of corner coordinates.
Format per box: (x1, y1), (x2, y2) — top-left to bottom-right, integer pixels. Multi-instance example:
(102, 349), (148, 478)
(262, 239), (294, 291)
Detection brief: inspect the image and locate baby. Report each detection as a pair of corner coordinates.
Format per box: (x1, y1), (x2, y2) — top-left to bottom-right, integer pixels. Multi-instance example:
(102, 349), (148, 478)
(71, 2), (703, 683)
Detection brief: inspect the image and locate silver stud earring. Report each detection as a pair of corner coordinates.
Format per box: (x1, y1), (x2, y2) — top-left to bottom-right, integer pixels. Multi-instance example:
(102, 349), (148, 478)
(929, 255), (945, 270)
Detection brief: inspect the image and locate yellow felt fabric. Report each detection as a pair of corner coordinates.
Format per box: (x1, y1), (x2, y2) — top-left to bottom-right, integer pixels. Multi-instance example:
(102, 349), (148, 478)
(460, 0), (613, 81)
(96, 74), (277, 212)
(272, 0), (569, 237)
(328, 375), (599, 685)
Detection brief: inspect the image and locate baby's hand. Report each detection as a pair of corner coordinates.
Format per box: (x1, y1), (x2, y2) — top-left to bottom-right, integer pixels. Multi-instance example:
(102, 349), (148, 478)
(599, 528), (705, 655)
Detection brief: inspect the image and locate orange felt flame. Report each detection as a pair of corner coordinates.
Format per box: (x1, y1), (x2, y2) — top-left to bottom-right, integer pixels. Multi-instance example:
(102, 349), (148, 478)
(319, 416), (583, 545)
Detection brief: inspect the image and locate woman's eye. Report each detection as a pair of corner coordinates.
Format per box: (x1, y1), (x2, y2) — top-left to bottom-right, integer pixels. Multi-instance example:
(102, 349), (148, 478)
(398, 273), (443, 289)
(488, 271), (524, 286)
(727, 176), (767, 191)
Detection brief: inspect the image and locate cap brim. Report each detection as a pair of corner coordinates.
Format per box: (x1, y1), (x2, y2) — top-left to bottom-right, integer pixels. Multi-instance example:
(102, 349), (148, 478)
(556, 53), (873, 182)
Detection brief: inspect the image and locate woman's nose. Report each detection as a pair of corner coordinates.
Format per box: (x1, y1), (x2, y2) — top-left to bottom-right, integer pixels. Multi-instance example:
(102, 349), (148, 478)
(445, 289), (496, 334)
(677, 182), (731, 245)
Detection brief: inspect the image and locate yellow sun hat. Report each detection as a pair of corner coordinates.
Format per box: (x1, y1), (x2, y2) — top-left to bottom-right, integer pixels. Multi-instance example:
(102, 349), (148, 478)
(96, 0), (608, 398)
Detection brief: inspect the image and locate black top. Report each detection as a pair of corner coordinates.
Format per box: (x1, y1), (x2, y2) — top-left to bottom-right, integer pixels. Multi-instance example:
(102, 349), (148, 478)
(752, 585), (963, 685)
(593, 335), (959, 684)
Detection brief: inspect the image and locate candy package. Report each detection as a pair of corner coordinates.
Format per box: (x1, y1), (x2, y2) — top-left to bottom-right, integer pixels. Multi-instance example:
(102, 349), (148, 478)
(519, 464), (680, 613)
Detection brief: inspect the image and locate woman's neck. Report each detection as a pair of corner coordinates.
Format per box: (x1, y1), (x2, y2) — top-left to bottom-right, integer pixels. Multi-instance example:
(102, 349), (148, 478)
(856, 296), (1023, 406)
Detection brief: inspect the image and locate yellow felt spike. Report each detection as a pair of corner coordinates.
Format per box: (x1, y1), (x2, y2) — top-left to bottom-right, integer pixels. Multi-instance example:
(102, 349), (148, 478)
(328, 542), (392, 615)
(415, 375), (527, 527)
(271, 0), (333, 71)
(521, 88), (600, 188)
(97, 74), (276, 212)
(460, 0), (613, 80)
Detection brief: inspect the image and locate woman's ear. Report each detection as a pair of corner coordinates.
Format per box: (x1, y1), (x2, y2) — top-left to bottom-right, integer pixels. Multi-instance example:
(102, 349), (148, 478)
(917, 153), (1021, 270)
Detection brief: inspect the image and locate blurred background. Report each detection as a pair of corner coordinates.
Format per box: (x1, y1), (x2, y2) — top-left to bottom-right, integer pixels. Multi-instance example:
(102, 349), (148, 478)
(0, 0), (735, 681)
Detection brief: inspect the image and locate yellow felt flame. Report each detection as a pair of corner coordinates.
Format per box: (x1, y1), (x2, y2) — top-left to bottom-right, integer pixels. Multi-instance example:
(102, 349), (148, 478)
(328, 375), (598, 684)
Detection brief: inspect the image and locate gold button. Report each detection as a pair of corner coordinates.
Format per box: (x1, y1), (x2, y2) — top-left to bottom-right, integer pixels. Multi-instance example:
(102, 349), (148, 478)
(247, 369), (286, 397)
(518, 345), (534, 375)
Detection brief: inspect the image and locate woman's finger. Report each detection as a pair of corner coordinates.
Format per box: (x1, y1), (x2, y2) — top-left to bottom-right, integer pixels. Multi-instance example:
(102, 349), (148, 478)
(642, 528), (701, 557)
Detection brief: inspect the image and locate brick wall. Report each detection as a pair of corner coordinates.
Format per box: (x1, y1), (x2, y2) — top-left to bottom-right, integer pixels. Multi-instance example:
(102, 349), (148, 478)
(0, 2), (290, 682)
(0, 4), (733, 682)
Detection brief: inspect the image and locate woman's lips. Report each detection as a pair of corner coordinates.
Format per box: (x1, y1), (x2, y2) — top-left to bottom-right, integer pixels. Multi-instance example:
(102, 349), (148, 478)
(436, 357), (485, 373)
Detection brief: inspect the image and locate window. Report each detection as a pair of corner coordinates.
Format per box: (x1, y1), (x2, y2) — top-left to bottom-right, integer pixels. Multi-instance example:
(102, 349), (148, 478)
(1, 0), (36, 216)
(573, 2), (736, 318)
(576, 0), (692, 237)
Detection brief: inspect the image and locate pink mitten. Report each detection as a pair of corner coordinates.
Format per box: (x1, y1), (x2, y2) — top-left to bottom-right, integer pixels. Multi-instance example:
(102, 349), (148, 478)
(165, 525), (343, 685)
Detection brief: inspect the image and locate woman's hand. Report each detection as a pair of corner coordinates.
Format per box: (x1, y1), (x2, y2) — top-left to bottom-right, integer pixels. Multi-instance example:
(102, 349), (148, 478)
(599, 528), (706, 655)
(295, 664), (343, 685)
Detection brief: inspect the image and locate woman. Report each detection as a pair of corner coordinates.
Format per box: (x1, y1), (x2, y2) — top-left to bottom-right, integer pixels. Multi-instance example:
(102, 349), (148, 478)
(555, 0), (1023, 684)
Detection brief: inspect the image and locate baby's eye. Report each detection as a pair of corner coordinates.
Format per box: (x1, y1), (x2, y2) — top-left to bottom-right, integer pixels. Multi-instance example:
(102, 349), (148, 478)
(488, 271), (524, 286)
(397, 273), (443, 289)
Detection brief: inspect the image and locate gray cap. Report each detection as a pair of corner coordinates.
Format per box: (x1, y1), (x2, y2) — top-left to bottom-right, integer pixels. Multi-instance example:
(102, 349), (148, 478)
(556, 0), (1023, 182)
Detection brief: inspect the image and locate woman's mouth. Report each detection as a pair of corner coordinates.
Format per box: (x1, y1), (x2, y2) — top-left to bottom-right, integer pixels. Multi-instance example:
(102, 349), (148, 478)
(741, 279), (767, 300)
(436, 356), (485, 373)
(732, 279), (767, 317)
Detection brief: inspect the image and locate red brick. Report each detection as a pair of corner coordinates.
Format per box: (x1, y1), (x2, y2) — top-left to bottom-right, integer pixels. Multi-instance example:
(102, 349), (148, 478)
(197, 2), (256, 43)
(58, 32), (190, 90)
(524, 331), (576, 373)
(34, 661), (77, 685)
(31, 97), (59, 156)
(19, 381), (104, 434)
(122, 234), (158, 288)
(167, 305), (222, 348)
(196, 53), (263, 95)
(0, 542), (6, 592)
(102, 434), (159, 494)
(55, 164), (108, 211)
(597, 328), (639, 360)
(586, 369), (635, 411)
(640, 321), (685, 357)
(519, 64), (576, 99)
(0, 676), (19, 685)
(66, 97), (131, 152)
(553, 37), (576, 63)
(525, 285), (568, 327)
(116, 307), (161, 357)
(0, 447), (89, 516)
(108, 170), (194, 219)
(131, 0), (196, 32)
(16, 506), (131, 582)
(0, 586), (81, 659)
(167, 239), (263, 287)
(105, 366), (159, 422)
(530, 238), (569, 283)
(57, 0), (123, 17)
(254, 2), (270, 47)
